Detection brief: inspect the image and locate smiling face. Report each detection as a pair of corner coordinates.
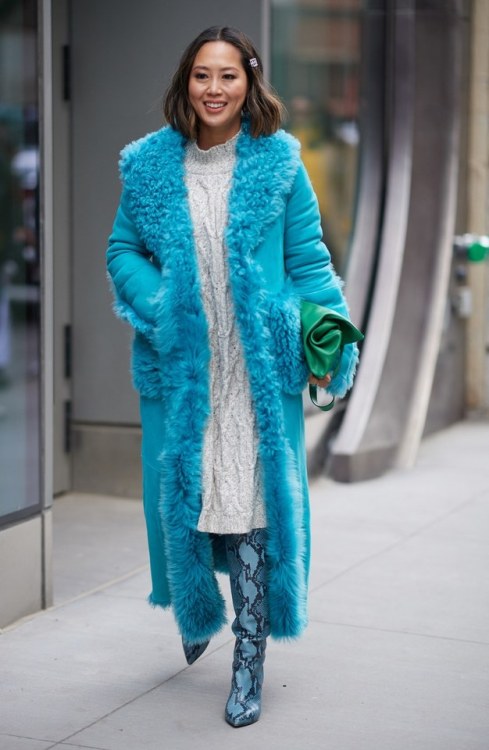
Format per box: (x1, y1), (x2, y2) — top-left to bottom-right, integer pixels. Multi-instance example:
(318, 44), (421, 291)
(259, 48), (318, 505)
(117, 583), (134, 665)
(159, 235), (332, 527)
(188, 41), (248, 149)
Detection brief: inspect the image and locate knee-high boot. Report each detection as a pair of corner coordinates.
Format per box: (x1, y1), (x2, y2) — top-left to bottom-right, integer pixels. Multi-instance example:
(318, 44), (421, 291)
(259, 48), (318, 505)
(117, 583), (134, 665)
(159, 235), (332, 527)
(224, 528), (270, 727)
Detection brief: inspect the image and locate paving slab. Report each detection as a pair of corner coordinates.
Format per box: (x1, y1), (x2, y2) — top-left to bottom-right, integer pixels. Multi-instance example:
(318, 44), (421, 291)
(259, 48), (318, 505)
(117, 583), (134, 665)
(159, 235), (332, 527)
(0, 738), (55, 750)
(307, 467), (488, 590)
(52, 493), (148, 605)
(309, 491), (489, 643)
(94, 569), (152, 600)
(414, 422), (489, 473)
(63, 621), (489, 750)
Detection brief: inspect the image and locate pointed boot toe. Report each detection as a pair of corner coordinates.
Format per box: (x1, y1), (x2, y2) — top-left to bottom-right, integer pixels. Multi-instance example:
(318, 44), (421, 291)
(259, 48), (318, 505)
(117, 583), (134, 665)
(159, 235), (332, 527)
(182, 637), (210, 665)
(225, 694), (262, 727)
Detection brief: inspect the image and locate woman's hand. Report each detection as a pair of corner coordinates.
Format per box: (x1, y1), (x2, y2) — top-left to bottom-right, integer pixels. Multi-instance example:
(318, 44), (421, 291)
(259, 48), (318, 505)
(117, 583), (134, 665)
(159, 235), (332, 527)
(308, 373), (332, 388)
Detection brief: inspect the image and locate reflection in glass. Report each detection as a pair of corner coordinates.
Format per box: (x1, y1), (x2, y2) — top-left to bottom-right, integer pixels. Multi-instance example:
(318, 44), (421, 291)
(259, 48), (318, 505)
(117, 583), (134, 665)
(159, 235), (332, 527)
(0, 0), (41, 522)
(271, 0), (363, 272)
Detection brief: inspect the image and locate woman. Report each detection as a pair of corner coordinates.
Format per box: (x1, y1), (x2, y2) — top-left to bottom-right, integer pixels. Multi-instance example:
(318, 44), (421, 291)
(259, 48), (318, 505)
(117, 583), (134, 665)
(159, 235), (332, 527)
(106, 26), (359, 728)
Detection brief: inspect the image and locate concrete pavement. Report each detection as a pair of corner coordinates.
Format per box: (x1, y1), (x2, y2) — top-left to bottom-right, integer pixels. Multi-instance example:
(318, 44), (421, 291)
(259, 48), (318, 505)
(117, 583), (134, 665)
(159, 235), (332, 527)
(1, 420), (488, 749)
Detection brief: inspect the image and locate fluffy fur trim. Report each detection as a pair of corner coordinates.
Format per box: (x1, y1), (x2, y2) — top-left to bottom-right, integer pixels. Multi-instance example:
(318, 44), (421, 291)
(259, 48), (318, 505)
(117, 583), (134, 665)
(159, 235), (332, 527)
(264, 278), (311, 395)
(105, 268), (154, 338)
(121, 125), (226, 643)
(226, 124), (308, 637)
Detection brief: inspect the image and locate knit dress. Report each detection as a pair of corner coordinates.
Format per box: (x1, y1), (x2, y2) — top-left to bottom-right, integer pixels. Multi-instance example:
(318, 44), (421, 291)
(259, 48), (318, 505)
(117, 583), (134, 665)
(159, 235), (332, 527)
(184, 130), (267, 535)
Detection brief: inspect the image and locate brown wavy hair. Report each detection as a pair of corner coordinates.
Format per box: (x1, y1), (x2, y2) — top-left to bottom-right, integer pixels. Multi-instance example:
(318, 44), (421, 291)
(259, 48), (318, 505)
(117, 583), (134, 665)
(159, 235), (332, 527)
(163, 26), (285, 139)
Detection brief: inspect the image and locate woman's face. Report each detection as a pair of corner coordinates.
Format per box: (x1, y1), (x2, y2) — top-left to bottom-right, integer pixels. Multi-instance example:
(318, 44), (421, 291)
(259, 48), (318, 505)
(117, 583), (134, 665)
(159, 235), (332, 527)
(188, 41), (248, 145)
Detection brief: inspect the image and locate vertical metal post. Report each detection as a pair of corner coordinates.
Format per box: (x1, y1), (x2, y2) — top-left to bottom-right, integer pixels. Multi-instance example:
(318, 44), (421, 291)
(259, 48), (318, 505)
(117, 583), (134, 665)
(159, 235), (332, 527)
(466, 0), (489, 412)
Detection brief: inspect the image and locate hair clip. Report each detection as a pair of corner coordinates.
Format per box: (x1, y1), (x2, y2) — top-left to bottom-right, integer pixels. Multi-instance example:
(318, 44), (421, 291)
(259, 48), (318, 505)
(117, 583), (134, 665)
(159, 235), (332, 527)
(249, 57), (258, 68)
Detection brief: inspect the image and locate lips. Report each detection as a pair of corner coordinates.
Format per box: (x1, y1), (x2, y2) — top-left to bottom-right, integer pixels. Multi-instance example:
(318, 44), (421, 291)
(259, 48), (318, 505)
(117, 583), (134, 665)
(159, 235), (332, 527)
(204, 101), (227, 110)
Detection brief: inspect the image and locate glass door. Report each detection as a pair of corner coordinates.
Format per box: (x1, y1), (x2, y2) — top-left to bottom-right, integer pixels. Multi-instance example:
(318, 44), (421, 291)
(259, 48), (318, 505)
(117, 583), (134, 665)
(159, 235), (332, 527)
(270, 0), (364, 274)
(0, 0), (41, 526)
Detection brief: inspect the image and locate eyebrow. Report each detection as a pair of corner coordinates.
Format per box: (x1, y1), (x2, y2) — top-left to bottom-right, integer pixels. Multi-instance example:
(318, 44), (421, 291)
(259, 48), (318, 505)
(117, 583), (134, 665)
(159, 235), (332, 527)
(192, 65), (240, 72)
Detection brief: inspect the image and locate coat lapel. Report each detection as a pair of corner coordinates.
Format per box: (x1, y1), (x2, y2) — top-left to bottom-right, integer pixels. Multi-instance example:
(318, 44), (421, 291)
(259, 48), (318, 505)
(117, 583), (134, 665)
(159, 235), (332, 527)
(230, 117), (301, 253)
(226, 123), (308, 638)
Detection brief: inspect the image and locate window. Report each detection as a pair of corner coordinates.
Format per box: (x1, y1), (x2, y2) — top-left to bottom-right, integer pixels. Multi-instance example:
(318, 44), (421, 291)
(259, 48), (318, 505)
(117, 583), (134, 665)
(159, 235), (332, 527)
(0, 0), (41, 525)
(271, 0), (364, 272)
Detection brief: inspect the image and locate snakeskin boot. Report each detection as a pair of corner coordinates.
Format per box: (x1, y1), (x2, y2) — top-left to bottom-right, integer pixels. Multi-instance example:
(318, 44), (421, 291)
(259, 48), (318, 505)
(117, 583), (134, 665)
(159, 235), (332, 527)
(224, 528), (270, 727)
(181, 637), (210, 665)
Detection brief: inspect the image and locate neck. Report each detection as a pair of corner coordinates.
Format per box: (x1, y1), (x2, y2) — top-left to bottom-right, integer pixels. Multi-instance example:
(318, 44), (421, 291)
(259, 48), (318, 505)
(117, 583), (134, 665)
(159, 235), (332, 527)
(196, 121), (241, 151)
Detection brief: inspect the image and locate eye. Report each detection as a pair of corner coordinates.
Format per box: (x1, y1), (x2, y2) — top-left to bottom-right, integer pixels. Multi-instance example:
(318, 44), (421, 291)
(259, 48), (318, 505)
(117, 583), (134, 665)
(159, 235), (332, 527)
(223, 74), (236, 80)
(194, 72), (207, 80)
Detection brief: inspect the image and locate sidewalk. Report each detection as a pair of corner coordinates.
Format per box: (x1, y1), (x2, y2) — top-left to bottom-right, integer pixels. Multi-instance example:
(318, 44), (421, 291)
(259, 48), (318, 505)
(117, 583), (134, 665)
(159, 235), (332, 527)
(1, 420), (488, 750)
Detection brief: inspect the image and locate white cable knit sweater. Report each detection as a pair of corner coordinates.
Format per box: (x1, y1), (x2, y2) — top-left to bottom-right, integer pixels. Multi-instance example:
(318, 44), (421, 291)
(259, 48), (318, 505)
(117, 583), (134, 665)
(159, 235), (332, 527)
(185, 130), (267, 534)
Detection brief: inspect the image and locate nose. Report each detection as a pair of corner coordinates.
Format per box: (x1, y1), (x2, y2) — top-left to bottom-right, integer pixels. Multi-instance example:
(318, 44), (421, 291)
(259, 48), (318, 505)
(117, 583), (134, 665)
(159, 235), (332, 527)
(207, 76), (222, 96)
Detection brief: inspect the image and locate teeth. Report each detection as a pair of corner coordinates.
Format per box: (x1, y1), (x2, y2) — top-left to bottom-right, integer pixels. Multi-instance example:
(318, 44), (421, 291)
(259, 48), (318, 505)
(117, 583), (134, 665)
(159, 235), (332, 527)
(206, 102), (225, 109)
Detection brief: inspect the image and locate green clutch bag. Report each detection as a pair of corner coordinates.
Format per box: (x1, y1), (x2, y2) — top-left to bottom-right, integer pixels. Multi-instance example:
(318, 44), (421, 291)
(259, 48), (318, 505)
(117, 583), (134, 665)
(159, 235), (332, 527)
(301, 299), (364, 411)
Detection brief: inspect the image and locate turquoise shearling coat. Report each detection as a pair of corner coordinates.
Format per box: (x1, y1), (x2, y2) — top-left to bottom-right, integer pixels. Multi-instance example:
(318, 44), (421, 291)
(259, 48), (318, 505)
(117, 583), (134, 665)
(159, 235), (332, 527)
(106, 117), (359, 644)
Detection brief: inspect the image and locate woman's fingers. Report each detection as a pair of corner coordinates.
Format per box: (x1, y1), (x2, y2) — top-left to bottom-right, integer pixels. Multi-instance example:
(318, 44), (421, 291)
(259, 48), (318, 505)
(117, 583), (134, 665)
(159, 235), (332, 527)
(308, 373), (332, 388)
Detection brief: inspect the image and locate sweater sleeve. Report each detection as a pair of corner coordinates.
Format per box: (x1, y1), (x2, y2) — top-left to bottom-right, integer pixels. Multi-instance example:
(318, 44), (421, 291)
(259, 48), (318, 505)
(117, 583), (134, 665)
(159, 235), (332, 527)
(284, 161), (359, 398)
(106, 187), (162, 338)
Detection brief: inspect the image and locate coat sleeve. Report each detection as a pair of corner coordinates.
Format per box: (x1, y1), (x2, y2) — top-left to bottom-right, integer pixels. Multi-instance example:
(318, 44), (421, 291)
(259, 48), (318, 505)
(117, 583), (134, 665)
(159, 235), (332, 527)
(283, 161), (359, 398)
(106, 187), (162, 338)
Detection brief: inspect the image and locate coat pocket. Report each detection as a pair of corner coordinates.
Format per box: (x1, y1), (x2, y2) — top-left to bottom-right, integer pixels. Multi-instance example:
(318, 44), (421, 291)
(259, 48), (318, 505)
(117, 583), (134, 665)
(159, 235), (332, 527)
(265, 287), (310, 396)
(131, 330), (165, 400)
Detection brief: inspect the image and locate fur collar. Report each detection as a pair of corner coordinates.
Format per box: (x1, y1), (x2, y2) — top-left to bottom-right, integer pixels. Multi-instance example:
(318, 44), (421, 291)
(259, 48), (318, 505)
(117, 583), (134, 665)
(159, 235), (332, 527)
(119, 117), (301, 259)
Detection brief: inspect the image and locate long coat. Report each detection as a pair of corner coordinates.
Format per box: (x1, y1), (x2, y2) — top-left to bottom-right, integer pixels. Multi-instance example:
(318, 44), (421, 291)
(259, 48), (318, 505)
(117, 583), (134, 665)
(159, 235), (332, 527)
(106, 117), (359, 644)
